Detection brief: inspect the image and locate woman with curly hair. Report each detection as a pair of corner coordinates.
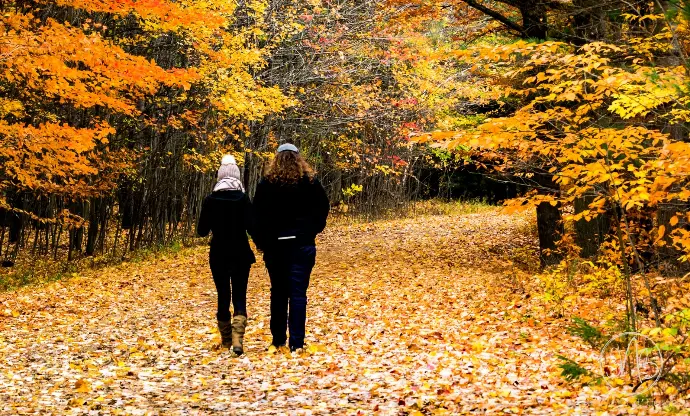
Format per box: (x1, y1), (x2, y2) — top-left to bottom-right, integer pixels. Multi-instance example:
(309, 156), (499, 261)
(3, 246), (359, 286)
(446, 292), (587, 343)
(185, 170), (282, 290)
(253, 144), (330, 352)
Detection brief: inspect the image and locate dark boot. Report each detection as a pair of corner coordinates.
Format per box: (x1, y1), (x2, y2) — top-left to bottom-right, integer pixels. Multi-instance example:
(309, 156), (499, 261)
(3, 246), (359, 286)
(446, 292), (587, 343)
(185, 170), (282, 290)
(218, 319), (232, 348)
(231, 315), (247, 355)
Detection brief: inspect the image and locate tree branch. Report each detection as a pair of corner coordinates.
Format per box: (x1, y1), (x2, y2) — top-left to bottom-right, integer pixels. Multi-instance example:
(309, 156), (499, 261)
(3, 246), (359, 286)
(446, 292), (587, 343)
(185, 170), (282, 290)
(459, 0), (525, 36)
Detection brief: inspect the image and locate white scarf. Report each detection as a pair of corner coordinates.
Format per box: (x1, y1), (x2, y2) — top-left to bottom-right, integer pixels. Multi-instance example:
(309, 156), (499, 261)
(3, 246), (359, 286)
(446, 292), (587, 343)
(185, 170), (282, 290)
(214, 177), (245, 192)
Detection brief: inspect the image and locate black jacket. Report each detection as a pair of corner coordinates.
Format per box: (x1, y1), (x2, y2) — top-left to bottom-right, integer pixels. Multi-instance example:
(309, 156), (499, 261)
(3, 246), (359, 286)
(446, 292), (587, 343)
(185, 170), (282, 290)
(253, 176), (329, 249)
(197, 190), (256, 265)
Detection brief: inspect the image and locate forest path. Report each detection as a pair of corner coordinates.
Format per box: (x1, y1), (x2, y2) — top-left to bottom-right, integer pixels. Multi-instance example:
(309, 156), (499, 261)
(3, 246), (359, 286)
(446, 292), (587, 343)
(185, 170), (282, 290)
(0, 210), (658, 414)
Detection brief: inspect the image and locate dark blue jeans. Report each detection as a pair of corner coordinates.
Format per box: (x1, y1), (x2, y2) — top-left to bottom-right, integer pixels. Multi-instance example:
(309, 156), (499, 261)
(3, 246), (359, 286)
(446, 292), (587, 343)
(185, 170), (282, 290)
(264, 244), (316, 350)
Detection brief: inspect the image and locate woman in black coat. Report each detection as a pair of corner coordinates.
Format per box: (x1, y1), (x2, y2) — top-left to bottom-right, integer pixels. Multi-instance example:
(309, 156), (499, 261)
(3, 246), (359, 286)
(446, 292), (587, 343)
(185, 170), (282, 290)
(197, 155), (255, 355)
(253, 144), (330, 352)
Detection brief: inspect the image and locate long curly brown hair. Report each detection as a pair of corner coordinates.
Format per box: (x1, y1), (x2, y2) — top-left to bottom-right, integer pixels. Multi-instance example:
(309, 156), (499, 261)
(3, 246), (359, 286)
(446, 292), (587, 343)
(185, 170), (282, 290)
(265, 150), (315, 184)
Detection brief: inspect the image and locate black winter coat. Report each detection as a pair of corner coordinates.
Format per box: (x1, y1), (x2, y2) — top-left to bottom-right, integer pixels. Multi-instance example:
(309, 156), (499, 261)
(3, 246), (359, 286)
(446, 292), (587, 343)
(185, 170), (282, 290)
(253, 176), (329, 249)
(197, 190), (256, 265)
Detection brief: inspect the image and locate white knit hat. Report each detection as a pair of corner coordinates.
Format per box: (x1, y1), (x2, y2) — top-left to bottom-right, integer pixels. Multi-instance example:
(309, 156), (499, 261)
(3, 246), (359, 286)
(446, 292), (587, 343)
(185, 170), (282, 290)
(221, 154), (236, 165)
(217, 154), (241, 181)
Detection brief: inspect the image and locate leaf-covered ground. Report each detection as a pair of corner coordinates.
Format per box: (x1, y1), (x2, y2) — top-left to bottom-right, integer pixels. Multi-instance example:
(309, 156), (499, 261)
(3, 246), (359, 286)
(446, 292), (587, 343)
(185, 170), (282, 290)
(0, 210), (673, 414)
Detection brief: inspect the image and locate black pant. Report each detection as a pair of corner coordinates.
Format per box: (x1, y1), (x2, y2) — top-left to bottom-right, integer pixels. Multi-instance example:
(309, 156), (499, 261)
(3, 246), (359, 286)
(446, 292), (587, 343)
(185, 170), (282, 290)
(264, 243), (316, 350)
(210, 248), (251, 321)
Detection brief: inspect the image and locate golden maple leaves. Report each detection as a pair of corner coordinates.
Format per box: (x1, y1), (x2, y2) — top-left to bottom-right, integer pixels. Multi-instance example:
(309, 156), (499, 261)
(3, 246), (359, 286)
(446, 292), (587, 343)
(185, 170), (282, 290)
(0, 0), (292, 210)
(411, 21), (690, 260)
(0, 208), (684, 413)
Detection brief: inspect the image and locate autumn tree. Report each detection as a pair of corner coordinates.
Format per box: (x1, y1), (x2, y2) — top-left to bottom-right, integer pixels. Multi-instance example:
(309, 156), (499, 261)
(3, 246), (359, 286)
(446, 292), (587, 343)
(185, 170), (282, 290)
(239, 0), (441, 214)
(0, 0), (291, 261)
(408, 3), (690, 326)
(1, 0), (476, 267)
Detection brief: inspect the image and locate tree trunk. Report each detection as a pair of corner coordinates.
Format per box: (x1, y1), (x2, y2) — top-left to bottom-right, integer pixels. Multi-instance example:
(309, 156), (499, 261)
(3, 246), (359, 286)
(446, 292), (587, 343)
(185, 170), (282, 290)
(69, 201), (84, 253)
(85, 199), (101, 256)
(520, 2), (548, 40)
(537, 201), (564, 267)
(571, 0), (607, 44)
(535, 173), (563, 267)
(574, 195), (610, 258)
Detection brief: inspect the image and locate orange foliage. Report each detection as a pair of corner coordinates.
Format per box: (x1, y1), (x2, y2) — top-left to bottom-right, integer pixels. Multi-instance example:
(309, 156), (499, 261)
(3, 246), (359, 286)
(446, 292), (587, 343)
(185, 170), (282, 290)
(0, 1), (291, 211)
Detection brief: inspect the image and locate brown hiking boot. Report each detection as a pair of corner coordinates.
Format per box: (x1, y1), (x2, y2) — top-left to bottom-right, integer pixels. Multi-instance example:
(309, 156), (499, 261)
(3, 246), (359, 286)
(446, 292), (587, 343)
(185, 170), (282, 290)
(231, 315), (247, 355)
(218, 319), (232, 348)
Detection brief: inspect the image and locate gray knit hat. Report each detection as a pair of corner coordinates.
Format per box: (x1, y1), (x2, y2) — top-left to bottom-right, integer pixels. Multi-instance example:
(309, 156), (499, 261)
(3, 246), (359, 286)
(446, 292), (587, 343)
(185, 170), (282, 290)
(217, 154), (241, 181)
(277, 143), (299, 153)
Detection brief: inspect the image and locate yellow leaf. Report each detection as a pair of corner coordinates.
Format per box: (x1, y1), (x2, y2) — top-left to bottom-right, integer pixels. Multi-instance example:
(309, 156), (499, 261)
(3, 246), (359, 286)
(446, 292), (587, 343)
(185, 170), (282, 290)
(74, 378), (91, 393)
(670, 216), (679, 227)
(307, 344), (326, 354)
(68, 397), (86, 407)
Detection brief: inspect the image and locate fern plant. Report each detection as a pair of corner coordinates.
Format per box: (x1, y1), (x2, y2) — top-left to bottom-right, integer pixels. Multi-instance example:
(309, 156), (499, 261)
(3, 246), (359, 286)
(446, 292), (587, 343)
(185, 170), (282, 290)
(567, 317), (605, 348)
(557, 355), (591, 382)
